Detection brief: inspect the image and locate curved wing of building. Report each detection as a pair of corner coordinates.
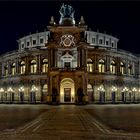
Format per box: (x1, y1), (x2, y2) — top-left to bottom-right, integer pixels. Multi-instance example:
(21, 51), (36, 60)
(0, 4), (139, 104)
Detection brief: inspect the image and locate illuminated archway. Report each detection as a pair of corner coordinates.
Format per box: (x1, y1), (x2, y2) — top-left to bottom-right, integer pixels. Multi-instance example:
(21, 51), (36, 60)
(60, 78), (75, 103)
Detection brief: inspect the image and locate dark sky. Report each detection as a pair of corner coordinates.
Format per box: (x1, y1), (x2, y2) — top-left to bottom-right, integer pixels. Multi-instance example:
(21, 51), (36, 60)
(0, 1), (140, 54)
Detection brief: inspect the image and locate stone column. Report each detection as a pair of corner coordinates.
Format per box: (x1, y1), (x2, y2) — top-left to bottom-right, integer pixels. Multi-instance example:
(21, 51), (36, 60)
(77, 48), (80, 67)
(16, 58), (19, 74)
(37, 55), (41, 74)
(54, 48), (57, 67)
(25, 56), (29, 74)
(48, 48), (51, 69)
(47, 76), (52, 103)
(8, 61), (11, 75)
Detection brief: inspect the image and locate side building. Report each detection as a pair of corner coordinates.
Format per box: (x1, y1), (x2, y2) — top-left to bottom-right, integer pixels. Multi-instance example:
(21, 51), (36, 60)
(0, 4), (140, 104)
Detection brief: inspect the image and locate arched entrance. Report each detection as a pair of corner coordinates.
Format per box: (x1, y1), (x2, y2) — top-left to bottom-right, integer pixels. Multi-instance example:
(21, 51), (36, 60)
(60, 78), (75, 103)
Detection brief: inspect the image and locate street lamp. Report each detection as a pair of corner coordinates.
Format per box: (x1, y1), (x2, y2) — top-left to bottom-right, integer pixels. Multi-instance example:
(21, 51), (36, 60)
(0, 88), (4, 102)
(132, 87), (137, 103)
(97, 86), (105, 103)
(7, 87), (14, 103)
(19, 86), (25, 103)
(111, 86), (117, 103)
(7, 87), (13, 92)
(111, 86), (117, 92)
(97, 86), (105, 92)
(31, 85), (38, 103)
(19, 86), (24, 92)
(31, 85), (38, 92)
(122, 87), (129, 103)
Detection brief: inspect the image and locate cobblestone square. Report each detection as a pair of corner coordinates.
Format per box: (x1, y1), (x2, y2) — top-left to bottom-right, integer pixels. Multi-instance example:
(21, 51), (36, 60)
(0, 105), (139, 139)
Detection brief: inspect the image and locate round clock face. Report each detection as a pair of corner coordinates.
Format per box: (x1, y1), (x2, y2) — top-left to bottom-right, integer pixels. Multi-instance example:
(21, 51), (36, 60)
(60, 34), (75, 47)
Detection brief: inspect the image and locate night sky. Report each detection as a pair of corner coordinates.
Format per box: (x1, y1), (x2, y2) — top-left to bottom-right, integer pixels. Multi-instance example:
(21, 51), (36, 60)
(0, 1), (140, 54)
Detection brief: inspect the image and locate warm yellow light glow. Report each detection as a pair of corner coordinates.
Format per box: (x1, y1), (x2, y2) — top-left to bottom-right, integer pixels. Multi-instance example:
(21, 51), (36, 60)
(97, 86), (105, 92)
(132, 87), (137, 92)
(0, 88), (4, 92)
(122, 87), (128, 92)
(19, 86), (24, 92)
(31, 85), (38, 92)
(60, 78), (75, 103)
(7, 87), (13, 92)
(111, 86), (117, 91)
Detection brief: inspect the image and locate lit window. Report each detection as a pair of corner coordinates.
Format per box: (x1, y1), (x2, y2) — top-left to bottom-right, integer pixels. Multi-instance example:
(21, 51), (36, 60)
(87, 58), (93, 72)
(120, 62), (125, 74)
(98, 59), (105, 73)
(33, 40), (36, 45)
(20, 61), (25, 74)
(40, 38), (44, 44)
(31, 60), (37, 73)
(110, 61), (116, 74)
(11, 63), (16, 75)
(42, 59), (48, 73)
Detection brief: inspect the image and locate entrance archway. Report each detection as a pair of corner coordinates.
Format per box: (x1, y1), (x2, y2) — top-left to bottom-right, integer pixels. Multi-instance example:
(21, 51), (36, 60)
(60, 78), (75, 103)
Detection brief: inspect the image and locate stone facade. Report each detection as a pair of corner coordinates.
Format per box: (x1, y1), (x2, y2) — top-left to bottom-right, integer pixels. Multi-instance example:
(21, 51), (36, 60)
(0, 4), (140, 104)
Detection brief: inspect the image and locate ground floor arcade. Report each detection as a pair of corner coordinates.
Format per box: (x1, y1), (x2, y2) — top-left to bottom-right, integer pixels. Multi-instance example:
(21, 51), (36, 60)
(0, 78), (139, 104)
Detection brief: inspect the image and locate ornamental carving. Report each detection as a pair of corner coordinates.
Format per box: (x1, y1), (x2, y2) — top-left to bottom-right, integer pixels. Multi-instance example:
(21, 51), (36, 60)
(59, 34), (75, 47)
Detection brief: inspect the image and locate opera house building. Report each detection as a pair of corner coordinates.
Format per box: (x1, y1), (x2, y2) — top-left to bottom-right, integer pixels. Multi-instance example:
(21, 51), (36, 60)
(0, 4), (139, 104)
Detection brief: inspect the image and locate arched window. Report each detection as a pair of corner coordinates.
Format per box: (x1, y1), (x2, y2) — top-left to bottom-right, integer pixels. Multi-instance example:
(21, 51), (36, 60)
(110, 61), (116, 74)
(31, 60), (37, 73)
(120, 62), (125, 74)
(98, 59), (105, 73)
(11, 63), (16, 75)
(42, 59), (48, 73)
(4, 65), (8, 76)
(20, 61), (25, 74)
(42, 84), (48, 94)
(87, 58), (93, 72)
(128, 64), (132, 75)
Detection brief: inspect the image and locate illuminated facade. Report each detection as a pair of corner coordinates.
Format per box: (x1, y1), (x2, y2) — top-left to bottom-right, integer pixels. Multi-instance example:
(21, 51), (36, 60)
(0, 4), (140, 104)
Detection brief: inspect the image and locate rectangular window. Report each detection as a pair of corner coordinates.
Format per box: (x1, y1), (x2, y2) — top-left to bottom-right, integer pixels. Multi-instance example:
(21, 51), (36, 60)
(21, 43), (24, 48)
(40, 38), (44, 44)
(99, 39), (103, 44)
(106, 41), (109, 45)
(27, 41), (30, 46)
(112, 42), (114, 47)
(33, 40), (36, 45)
(92, 38), (95, 44)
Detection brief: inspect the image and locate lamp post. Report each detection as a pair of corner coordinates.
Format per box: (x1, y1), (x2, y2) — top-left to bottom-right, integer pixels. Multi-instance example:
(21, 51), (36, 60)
(7, 87), (14, 103)
(138, 89), (140, 103)
(132, 87), (137, 103)
(31, 85), (38, 103)
(0, 88), (4, 103)
(97, 86), (105, 104)
(19, 86), (24, 103)
(122, 87), (128, 103)
(111, 86), (117, 103)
